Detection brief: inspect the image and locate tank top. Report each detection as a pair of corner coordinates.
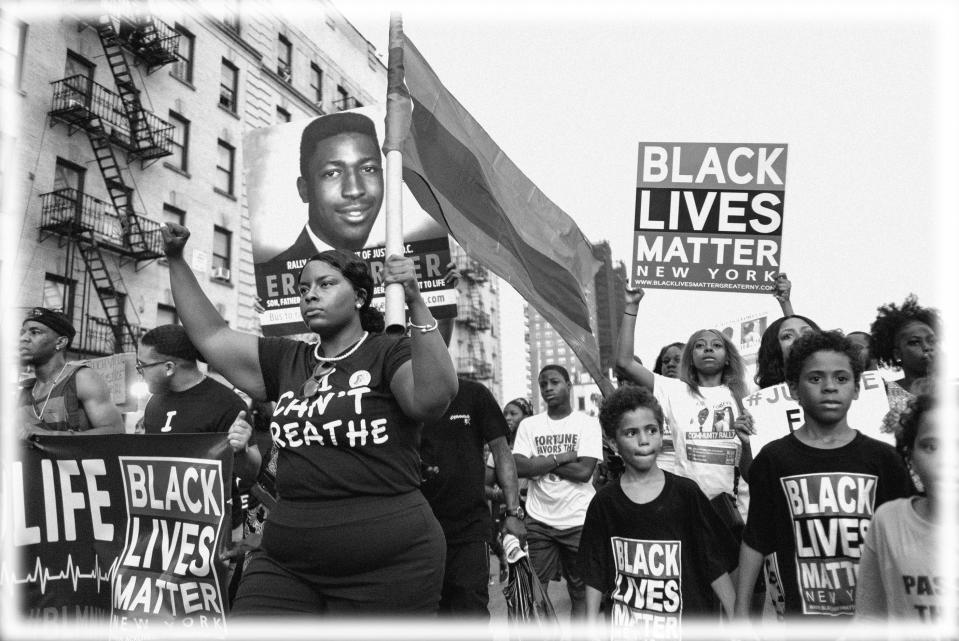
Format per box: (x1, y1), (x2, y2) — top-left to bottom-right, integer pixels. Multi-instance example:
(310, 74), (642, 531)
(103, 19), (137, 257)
(19, 362), (91, 432)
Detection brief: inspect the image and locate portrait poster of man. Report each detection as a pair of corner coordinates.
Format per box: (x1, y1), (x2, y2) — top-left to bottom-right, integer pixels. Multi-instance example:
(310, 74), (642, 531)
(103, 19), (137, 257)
(245, 106), (455, 337)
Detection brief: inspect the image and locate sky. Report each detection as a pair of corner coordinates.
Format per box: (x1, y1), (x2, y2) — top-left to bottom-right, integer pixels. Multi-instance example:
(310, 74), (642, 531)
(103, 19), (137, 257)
(336, 0), (956, 400)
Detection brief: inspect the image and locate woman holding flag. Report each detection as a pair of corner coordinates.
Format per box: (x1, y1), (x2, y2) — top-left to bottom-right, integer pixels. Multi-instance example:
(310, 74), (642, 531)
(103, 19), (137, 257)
(161, 215), (456, 615)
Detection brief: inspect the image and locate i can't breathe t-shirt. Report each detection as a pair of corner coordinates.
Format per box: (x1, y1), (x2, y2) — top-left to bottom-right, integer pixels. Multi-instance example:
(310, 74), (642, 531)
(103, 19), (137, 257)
(258, 334), (419, 501)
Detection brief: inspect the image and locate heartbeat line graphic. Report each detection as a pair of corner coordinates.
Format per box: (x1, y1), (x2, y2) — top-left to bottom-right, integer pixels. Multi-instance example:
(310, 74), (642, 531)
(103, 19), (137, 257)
(0, 554), (119, 594)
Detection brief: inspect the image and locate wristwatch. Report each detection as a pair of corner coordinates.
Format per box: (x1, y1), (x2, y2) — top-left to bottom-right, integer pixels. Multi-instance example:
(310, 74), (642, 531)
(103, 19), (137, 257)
(505, 506), (526, 520)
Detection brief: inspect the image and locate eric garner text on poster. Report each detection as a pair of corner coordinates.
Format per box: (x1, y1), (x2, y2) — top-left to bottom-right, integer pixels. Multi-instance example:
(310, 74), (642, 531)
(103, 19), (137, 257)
(633, 143), (787, 292)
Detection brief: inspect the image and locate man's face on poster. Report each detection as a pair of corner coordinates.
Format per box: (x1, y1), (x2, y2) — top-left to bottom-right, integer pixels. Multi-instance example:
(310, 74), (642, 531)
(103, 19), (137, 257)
(296, 131), (384, 251)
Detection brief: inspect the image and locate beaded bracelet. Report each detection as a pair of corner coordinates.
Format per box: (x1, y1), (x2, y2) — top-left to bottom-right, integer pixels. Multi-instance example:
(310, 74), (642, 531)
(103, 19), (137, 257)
(408, 318), (439, 334)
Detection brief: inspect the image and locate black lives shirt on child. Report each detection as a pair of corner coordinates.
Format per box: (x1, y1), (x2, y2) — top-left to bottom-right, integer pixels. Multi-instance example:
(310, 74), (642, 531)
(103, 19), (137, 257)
(419, 379), (508, 545)
(579, 472), (738, 636)
(744, 432), (911, 618)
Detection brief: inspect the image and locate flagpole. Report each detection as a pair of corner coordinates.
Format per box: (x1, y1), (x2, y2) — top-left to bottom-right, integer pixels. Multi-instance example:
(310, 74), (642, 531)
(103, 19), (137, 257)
(383, 13), (409, 334)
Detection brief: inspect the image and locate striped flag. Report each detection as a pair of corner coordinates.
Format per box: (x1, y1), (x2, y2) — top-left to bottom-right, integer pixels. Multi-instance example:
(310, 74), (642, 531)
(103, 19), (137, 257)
(385, 21), (612, 394)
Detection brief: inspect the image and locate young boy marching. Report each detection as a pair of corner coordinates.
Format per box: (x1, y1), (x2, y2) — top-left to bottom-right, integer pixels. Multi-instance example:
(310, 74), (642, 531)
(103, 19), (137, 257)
(734, 331), (911, 620)
(579, 386), (738, 639)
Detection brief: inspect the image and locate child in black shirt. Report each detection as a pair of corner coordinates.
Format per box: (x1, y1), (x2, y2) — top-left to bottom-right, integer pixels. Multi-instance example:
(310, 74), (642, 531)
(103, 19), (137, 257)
(579, 386), (737, 639)
(734, 332), (911, 620)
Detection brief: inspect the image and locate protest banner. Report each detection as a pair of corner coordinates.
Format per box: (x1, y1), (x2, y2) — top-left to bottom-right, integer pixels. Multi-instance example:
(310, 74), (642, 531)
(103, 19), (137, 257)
(633, 143), (787, 293)
(712, 311), (768, 358)
(245, 105), (455, 337)
(83, 353), (138, 412)
(743, 370), (894, 454)
(3, 434), (232, 634)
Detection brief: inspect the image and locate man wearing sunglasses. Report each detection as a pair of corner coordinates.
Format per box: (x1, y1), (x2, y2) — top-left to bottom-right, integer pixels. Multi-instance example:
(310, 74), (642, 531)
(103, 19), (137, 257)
(18, 307), (124, 437)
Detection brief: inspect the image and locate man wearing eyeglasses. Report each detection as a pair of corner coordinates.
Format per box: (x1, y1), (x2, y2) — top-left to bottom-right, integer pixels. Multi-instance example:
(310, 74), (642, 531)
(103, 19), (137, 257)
(18, 307), (124, 437)
(138, 324), (248, 437)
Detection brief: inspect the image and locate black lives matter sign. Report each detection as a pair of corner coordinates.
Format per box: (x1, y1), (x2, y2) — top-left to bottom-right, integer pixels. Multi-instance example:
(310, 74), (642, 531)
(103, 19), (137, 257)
(113, 457), (227, 631)
(633, 143), (787, 293)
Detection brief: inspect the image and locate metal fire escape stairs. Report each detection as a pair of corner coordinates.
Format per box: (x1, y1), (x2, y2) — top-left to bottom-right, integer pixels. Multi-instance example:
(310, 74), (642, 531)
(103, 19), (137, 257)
(42, 10), (178, 353)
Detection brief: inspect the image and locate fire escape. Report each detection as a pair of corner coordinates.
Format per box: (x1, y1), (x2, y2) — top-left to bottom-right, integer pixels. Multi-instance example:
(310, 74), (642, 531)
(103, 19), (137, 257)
(40, 11), (178, 356)
(456, 258), (493, 381)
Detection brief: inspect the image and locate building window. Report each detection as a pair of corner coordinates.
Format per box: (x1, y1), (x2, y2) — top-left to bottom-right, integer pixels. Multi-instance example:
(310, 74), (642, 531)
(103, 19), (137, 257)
(215, 140), (235, 195)
(220, 0), (240, 32)
(277, 34), (292, 80)
(219, 59), (238, 112)
(53, 157), (85, 194)
(310, 63), (322, 104)
(167, 111), (189, 172)
(275, 106), (290, 123)
(335, 85), (349, 111)
(171, 23), (194, 83)
(64, 50), (94, 103)
(161, 203), (185, 227)
(156, 303), (178, 326)
(43, 273), (74, 316)
(212, 226), (232, 271)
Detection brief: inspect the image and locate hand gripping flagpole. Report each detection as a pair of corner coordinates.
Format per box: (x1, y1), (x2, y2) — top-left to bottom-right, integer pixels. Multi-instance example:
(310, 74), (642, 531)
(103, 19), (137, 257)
(382, 13), (411, 334)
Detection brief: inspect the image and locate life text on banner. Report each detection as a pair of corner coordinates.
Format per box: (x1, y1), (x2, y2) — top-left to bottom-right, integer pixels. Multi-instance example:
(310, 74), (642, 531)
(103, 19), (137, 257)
(2, 434), (233, 634)
(744, 370), (893, 455)
(633, 143), (787, 293)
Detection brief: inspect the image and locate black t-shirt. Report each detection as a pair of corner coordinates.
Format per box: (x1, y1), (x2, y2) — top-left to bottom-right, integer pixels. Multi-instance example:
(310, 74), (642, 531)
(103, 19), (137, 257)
(143, 376), (245, 434)
(743, 431), (911, 618)
(142, 376), (246, 526)
(578, 472), (737, 632)
(419, 378), (509, 544)
(258, 333), (417, 502)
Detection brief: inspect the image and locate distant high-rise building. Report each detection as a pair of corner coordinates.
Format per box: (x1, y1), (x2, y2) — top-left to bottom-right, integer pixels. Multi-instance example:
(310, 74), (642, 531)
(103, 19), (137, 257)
(525, 240), (623, 414)
(591, 240), (627, 375)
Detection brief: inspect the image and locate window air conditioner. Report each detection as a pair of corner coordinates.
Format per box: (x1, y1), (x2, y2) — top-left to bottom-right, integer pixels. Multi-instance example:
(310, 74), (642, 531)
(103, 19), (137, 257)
(211, 266), (231, 281)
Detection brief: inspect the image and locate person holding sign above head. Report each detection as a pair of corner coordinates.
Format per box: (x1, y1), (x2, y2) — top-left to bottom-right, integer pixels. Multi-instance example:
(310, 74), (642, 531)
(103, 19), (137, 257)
(18, 307), (124, 437)
(615, 286), (753, 534)
(733, 331), (910, 621)
(160, 223), (458, 616)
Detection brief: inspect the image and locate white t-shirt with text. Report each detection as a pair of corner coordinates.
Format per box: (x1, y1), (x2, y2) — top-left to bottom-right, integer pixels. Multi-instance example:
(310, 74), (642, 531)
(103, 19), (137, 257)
(654, 374), (742, 501)
(512, 410), (603, 529)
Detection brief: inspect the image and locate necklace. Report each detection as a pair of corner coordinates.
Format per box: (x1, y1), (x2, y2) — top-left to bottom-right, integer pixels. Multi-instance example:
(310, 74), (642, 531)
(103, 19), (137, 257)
(313, 331), (369, 363)
(32, 362), (70, 420)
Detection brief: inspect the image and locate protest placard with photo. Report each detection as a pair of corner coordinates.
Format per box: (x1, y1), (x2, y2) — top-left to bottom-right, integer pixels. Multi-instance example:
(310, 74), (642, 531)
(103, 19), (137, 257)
(633, 143), (787, 293)
(83, 353), (137, 412)
(245, 106), (455, 337)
